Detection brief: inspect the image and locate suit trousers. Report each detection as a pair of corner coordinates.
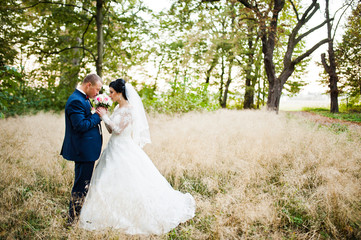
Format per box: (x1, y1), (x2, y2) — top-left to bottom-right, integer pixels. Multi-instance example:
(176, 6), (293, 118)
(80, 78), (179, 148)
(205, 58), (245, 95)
(68, 161), (95, 222)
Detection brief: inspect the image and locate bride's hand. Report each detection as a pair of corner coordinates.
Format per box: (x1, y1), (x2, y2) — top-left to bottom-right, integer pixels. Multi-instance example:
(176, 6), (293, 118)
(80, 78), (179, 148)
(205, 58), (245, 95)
(96, 107), (107, 117)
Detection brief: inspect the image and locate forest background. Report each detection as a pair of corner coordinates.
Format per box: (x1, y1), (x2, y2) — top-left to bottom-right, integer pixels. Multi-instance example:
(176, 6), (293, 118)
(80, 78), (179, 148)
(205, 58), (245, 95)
(1, 0), (361, 117)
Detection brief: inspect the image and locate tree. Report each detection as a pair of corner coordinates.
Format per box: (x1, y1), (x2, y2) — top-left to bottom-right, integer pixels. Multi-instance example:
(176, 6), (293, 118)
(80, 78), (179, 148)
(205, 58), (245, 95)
(0, 1), (27, 67)
(335, 2), (361, 103)
(242, 18), (260, 109)
(201, 1), (263, 109)
(23, 0), (150, 90)
(0, 0), (152, 115)
(213, 3), (237, 108)
(156, 0), (239, 108)
(320, 0), (338, 113)
(321, 0), (354, 113)
(237, 0), (330, 112)
(0, 0), (37, 115)
(96, 0), (104, 77)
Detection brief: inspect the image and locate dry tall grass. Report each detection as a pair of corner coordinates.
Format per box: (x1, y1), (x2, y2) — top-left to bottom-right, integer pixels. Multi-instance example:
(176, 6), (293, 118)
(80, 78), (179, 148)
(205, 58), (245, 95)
(1, 110), (360, 239)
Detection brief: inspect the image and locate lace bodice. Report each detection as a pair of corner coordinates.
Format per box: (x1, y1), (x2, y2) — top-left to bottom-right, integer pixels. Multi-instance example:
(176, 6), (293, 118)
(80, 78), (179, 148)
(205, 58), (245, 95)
(101, 105), (133, 138)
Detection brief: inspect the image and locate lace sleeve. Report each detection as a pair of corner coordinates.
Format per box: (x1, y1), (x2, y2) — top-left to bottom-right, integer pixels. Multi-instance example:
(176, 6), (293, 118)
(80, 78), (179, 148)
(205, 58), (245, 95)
(101, 109), (132, 135)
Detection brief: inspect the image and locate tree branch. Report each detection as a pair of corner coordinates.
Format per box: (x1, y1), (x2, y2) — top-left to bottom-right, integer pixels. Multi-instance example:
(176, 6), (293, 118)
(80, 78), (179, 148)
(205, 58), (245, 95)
(299, 0), (318, 23)
(108, 43), (122, 57)
(332, 1), (353, 40)
(82, 16), (95, 53)
(289, 0), (300, 21)
(321, 53), (331, 73)
(20, 1), (92, 14)
(292, 38), (329, 65)
(236, 0), (264, 36)
(237, 0), (255, 11)
(288, 0), (319, 43)
(81, 15), (95, 42)
(41, 46), (96, 62)
(267, 0), (285, 52)
(295, 18), (330, 44)
(305, 3), (321, 25)
(284, 1), (326, 66)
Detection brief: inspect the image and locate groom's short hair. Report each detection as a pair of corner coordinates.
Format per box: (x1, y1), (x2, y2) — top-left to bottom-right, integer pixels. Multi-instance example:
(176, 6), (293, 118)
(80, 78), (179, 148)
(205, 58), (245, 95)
(83, 73), (102, 85)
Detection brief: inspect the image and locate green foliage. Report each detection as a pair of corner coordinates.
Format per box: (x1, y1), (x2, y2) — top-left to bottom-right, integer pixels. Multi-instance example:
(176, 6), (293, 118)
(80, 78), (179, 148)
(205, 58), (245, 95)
(1, 0), (154, 116)
(226, 91), (245, 110)
(1, 0), (356, 116)
(167, 227), (192, 240)
(155, 1), (266, 109)
(0, 1), (31, 67)
(302, 107), (330, 112)
(279, 197), (312, 231)
(141, 78), (220, 114)
(329, 123), (349, 133)
(335, 3), (361, 99)
(340, 96), (361, 112)
(0, 66), (64, 117)
(302, 107), (361, 123)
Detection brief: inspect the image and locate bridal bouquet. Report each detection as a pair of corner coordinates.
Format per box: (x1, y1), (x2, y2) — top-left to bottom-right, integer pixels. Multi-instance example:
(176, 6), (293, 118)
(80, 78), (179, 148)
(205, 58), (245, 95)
(92, 93), (112, 110)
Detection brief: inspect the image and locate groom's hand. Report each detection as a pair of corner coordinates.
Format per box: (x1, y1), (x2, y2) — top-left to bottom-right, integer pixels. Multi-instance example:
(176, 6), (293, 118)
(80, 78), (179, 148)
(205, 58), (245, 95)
(96, 107), (107, 117)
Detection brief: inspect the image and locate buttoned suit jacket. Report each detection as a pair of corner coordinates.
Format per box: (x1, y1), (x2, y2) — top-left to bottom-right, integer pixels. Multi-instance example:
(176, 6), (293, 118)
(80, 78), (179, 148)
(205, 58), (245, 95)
(60, 89), (102, 162)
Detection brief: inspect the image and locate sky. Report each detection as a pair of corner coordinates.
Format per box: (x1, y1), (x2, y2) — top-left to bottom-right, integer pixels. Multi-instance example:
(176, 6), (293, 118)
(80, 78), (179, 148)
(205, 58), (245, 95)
(143, 0), (170, 12)
(142, 0), (352, 110)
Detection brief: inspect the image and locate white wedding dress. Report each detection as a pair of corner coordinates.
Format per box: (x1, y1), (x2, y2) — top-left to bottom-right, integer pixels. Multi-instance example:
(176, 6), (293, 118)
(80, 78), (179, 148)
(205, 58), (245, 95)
(79, 105), (196, 235)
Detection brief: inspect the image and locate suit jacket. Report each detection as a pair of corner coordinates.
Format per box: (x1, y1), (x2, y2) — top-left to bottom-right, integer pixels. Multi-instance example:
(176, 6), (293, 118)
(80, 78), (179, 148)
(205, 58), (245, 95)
(60, 89), (102, 162)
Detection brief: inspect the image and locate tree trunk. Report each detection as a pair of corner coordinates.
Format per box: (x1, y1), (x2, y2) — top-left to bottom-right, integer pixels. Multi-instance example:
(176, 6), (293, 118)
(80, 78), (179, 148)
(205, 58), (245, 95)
(237, 0), (329, 112)
(261, 0), (283, 112)
(221, 58), (233, 108)
(244, 82), (254, 109)
(205, 56), (218, 84)
(218, 55), (225, 107)
(255, 47), (263, 109)
(96, 0), (104, 78)
(321, 0), (339, 113)
(262, 77), (266, 107)
(243, 23), (257, 109)
(256, 78), (261, 109)
(267, 76), (282, 112)
(263, 39), (279, 111)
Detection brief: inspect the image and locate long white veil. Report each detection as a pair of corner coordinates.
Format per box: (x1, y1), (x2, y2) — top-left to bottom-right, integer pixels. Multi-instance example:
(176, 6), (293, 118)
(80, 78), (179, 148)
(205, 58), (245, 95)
(125, 83), (151, 148)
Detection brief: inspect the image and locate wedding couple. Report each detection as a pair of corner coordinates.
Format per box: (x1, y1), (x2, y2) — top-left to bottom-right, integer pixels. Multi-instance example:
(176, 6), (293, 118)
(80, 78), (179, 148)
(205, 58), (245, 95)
(60, 73), (195, 235)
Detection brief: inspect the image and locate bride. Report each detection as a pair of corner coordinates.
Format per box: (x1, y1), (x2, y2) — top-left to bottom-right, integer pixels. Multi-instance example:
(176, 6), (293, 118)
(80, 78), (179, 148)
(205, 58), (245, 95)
(78, 78), (196, 235)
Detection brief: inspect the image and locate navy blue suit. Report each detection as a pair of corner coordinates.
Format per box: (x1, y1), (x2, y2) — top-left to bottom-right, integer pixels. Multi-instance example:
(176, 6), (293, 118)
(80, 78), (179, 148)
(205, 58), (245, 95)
(60, 89), (102, 222)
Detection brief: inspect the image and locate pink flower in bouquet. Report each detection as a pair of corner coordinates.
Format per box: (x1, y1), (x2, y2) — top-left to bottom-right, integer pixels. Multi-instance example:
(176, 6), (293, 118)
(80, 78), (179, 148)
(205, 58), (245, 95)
(93, 93), (112, 109)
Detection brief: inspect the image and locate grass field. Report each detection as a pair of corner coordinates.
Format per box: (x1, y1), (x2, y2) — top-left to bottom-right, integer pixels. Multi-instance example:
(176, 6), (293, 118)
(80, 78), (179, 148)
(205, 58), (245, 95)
(1, 110), (361, 239)
(303, 107), (361, 123)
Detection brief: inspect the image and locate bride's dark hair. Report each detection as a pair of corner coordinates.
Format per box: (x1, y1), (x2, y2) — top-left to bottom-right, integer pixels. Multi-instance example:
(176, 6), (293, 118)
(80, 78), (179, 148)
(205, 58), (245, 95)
(109, 78), (128, 100)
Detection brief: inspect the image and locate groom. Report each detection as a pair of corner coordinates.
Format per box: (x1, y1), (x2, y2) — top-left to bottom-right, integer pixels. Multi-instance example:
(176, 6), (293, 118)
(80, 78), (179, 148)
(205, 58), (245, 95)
(60, 73), (103, 225)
